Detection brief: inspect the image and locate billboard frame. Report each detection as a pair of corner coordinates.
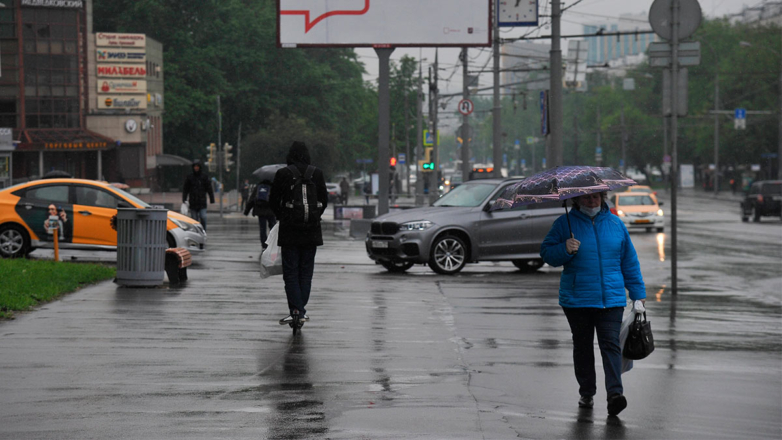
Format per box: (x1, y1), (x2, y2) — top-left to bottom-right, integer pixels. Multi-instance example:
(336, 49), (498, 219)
(276, 0), (492, 48)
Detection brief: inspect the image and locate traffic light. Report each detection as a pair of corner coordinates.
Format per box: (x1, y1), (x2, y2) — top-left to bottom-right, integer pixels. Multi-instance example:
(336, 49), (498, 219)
(223, 143), (234, 172)
(206, 143), (216, 172)
(389, 157), (397, 167)
(418, 147), (434, 172)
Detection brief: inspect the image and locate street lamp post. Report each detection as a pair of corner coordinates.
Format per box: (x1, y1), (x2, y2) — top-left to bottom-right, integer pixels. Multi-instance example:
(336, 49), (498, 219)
(740, 37), (782, 180)
(701, 40), (720, 195)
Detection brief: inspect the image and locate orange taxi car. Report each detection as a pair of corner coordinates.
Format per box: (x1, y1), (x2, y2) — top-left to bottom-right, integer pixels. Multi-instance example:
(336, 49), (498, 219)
(610, 191), (664, 233)
(0, 179), (206, 258)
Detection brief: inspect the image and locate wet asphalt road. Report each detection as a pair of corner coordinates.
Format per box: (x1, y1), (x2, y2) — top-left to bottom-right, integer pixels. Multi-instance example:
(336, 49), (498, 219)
(1, 190), (780, 439)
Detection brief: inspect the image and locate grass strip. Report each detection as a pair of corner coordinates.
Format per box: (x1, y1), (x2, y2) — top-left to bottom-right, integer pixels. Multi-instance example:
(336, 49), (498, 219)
(0, 259), (115, 319)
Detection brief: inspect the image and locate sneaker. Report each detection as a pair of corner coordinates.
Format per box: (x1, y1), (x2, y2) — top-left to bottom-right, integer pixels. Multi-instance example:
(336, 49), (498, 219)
(578, 395), (594, 409)
(301, 314), (309, 321)
(279, 315), (294, 325)
(607, 394), (627, 416)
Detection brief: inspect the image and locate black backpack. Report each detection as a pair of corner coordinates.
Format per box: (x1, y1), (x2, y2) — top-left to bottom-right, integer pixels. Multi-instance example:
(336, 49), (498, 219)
(281, 164), (322, 227)
(256, 183), (271, 202)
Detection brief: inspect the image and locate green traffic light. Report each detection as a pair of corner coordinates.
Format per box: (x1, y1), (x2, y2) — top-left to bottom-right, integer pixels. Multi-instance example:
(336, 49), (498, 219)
(422, 162), (434, 170)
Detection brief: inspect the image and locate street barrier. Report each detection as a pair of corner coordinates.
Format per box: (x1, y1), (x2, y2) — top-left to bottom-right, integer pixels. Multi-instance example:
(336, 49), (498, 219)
(115, 208), (168, 287)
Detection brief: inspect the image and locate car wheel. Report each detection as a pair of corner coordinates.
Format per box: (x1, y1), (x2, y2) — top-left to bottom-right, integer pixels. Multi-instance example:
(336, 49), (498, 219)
(645, 227), (653, 233)
(0, 224), (30, 259)
(381, 260), (415, 273)
(428, 235), (467, 275)
(741, 216), (748, 222)
(656, 227), (664, 233)
(512, 259), (544, 272)
(167, 233), (177, 249)
(753, 206), (761, 222)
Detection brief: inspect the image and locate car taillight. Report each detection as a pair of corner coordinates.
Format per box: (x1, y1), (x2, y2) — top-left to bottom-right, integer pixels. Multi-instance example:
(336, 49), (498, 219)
(758, 195), (764, 203)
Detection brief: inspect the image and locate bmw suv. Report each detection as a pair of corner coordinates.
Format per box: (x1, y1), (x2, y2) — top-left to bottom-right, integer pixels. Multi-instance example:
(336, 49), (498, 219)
(365, 178), (561, 274)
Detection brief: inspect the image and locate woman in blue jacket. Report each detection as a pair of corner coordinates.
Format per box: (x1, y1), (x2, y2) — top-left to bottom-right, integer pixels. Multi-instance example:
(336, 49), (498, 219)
(540, 192), (646, 417)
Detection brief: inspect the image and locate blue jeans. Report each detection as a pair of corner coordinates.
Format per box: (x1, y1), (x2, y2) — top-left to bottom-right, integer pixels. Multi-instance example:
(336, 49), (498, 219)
(281, 246), (317, 316)
(562, 307), (624, 398)
(258, 215), (276, 246)
(190, 207), (209, 231)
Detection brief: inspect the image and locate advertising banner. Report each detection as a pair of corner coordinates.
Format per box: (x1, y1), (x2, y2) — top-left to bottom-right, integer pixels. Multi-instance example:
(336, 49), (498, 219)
(278, 0), (490, 47)
(97, 64), (147, 78)
(96, 48), (146, 63)
(97, 79), (147, 94)
(96, 33), (146, 48)
(98, 96), (147, 110)
(21, 0), (83, 7)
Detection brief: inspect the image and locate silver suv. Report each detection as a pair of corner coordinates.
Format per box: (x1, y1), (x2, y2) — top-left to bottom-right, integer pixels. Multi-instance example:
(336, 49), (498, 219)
(365, 178), (561, 274)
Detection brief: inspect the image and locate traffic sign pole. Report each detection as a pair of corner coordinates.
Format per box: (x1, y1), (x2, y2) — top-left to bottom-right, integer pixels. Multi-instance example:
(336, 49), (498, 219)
(461, 48), (472, 184)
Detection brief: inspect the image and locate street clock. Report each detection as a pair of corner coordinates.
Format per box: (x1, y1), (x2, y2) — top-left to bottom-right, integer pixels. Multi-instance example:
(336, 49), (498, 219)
(124, 119), (138, 133)
(498, 0), (538, 27)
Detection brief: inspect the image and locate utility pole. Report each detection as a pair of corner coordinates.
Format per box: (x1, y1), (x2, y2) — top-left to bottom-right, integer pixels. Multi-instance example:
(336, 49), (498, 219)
(236, 121), (242, 211)
(376, 47), (394, 216)
(713, 71), (719, 195)
(429, 51), (440, 204)
(671, 0), (680, 296)
(549, 0), (564, 167)
(415, 59), (424, 206)
(461, 47), (471, 182)
(621, 106), (627, 174)
(572, 41), (582, 165)
(492, 2), (502, 178)
(596, 105), (602, 166)
(404, 77), (411, 197)
(217, 95), (223, 218)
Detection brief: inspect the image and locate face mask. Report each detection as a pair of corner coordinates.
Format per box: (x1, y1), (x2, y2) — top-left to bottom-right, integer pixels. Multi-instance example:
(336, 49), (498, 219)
(579, 205), (601, 217)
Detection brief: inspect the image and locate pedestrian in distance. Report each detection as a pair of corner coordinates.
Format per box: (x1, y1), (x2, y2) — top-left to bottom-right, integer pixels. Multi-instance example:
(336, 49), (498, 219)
(243, 178), (276, 249)
(270, 141), (328, 326)
(240, 179), (250, 212)
(182, 160), (215, 231)
(540, 191), (646, 417)
(363, 180), (371, 205)
(339, 176), (350, 205)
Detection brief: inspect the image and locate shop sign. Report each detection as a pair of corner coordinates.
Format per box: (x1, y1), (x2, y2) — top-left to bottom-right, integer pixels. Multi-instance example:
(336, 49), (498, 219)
(96, 48), (146, 63)
(99, 96), (147, 110)
(21, 0), (84, 8)
(44, 142), (109, 150)
(97, 64), (147, 78)
(96, 33), (146, 48)
(97, 79), (146, 94)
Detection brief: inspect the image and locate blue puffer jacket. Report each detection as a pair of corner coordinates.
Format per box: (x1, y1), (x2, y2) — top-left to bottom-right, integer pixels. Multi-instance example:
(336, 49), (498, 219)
(540, 205), (646, 308)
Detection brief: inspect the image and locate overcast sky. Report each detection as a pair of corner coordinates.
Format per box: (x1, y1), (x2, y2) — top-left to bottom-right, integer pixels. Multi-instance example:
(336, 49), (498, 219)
(354, 0), (755, 94)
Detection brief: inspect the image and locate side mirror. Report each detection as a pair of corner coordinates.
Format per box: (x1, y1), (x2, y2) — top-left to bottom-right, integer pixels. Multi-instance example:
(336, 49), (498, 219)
(483, 201), (495, 212)
(657, 201), (664, 207)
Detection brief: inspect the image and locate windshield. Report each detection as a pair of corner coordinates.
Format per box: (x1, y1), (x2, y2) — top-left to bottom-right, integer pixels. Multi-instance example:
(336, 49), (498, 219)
(618, 195), (656, 206)
(433, 183), (496, 207)
(761, 183), (781, 195)
(111, 187), (151, 208)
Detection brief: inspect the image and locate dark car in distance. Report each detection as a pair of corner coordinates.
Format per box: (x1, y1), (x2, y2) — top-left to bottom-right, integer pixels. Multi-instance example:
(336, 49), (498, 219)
(741, 180), (782, 222)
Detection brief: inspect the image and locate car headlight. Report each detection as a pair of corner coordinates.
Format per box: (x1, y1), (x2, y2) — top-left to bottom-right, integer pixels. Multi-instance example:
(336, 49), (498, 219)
(657, 209), (664, 216)
(171, 218), (194, 232)
(617, 210), (626, 217)
(399, 220), (434, 231)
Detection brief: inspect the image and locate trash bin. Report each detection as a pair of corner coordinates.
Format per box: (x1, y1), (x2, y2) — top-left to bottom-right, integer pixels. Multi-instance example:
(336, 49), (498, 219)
(115, 208), (168, 287)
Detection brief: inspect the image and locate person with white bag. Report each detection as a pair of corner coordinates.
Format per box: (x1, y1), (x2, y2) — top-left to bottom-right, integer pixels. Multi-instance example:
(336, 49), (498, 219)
(540, 192), (647, 417)
(268, 142), (328, 325)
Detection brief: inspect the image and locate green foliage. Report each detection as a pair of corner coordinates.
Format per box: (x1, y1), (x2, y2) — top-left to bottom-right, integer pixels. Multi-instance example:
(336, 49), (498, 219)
(94, 0), (380, 186)
(0, 260), (115, 319)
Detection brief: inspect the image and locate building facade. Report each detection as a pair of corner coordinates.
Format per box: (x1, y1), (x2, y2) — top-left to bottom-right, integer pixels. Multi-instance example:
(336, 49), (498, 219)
(0, 0), (164, 189)
(582, 12), (658, 66)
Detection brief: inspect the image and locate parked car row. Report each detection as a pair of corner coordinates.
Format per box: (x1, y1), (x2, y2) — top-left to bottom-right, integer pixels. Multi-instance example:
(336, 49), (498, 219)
(0, 179), (206, 258)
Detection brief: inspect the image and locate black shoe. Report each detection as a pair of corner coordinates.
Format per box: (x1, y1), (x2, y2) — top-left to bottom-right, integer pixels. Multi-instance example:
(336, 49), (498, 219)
(578, 395), (594, 409)
(607, 394), (627, 416)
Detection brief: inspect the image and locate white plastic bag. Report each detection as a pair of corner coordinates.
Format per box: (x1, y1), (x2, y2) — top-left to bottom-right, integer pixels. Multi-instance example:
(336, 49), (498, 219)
(620, 300), (646, 374)
(180, 201), (189, 217)
(259, 223), (283, 278)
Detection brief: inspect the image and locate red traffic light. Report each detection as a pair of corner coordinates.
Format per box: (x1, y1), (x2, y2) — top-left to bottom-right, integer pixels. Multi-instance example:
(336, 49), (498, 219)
(390, 157), (397, 167)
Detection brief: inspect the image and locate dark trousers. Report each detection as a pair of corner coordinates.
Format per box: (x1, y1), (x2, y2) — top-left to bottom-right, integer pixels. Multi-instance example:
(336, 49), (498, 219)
(562, 306), (624, 399)
(258, 215), (276, 246)
(190, 207), (208, 231)
(281, 246), (317, 316)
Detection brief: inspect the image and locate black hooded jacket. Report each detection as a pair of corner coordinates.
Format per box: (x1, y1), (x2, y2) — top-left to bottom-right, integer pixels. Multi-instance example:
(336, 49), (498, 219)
(182, 161), (215, 210)
(269, 142), (328, 247)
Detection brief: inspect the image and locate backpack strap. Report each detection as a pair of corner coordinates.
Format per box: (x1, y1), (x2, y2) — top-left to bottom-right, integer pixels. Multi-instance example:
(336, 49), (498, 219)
(288, 164), (302, 179)
(304, 165), (315, 181)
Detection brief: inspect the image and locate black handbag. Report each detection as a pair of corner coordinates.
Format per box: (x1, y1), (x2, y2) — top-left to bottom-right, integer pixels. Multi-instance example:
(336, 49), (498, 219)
(623, 312), (655, 360)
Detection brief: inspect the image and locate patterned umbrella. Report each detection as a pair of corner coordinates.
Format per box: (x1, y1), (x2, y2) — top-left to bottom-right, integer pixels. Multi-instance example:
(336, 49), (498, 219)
(490, 166), (636, 236)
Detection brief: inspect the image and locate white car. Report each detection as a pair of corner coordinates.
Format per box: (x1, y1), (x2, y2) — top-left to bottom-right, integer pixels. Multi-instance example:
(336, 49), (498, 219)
(326, 183), (341, 203)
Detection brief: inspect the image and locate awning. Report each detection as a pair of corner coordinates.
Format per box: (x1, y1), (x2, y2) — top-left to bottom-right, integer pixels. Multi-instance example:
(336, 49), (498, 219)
(155, 154), (192, 167)
(15, 129), (116, 152)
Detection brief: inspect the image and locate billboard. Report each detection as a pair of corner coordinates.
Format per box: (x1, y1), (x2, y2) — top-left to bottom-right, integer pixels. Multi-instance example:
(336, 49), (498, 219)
(98, 96), (147, 110)
(97, 80), (147, 94)
(278, 0), (491, 47)
(97, 48), (146, 63)
(97, 64), (147, 78)
(96, 33), (146, 48)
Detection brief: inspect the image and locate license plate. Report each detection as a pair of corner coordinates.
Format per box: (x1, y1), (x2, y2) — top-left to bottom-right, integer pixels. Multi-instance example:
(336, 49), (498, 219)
(372, 240), (389, 248)
(634, 219), (651, 224)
